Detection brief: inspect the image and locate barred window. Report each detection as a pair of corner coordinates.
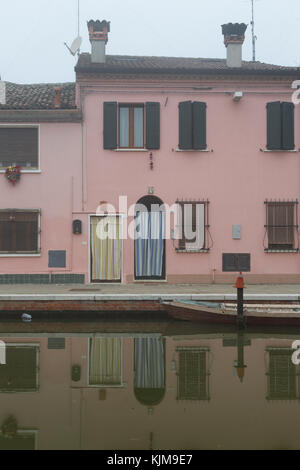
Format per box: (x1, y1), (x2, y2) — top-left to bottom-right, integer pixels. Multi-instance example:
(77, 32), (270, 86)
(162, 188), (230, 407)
(175, 200), (211, 252)
(0, 210), (40, 254)
(264, 200), (299, 251)
(176, 347), (210, 401)
(266, 348), (300, 401)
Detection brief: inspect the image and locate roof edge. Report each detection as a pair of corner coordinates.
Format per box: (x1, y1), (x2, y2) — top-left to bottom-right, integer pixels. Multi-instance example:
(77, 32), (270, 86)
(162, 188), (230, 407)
(0, 109), (82, 123)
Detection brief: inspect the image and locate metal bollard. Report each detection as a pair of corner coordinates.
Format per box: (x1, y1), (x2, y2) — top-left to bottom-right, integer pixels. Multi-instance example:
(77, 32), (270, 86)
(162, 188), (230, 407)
(235, 272), (245, 329)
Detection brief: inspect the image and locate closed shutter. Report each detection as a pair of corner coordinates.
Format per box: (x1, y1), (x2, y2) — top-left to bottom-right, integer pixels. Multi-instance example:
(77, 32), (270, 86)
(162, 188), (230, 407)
(146, 102), (160, 150)
(267, 102), (282, 150)
(103, 102), (117, 149)
(0, 128), (38, 167)
(0, 211), (39, 253)
(281, 102), (295, 150)
(179, 101), (193, 150)
(193, 102), (207, 150)
(268, 203), (294, 248)
(0, 346), (37, 391)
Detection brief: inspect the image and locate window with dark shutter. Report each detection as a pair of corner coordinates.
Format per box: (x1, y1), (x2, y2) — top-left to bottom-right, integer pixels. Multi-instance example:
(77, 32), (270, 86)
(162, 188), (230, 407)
(265, 200), (298, 251)
(104, 102), (160, 150)
(179, 101), (207, 150)
(266, 102), (295, 150)
(0, 210), (40, 253)
(0, 127), (38, 168)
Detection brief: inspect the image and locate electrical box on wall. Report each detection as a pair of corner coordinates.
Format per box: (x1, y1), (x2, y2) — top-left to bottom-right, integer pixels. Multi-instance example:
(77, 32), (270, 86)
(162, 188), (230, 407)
(48, 250), (66, 268)
(233, 225), (241, 239)
(73, 220), (82, 235)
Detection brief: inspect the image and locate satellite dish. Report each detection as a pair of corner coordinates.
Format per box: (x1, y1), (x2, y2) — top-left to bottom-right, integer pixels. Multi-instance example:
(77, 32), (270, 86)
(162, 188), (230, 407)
(64, 36), (82, 56)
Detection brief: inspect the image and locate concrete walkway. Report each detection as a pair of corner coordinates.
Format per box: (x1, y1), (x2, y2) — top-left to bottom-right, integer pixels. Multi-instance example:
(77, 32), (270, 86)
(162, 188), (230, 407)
(0, 283), (300, 301)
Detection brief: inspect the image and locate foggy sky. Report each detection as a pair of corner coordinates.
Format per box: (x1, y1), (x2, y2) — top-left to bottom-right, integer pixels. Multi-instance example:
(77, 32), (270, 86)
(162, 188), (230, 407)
(0, 0), (299, 84)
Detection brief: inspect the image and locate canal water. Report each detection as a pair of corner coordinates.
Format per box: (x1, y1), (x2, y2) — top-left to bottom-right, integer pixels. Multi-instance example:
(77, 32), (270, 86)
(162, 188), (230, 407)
(0, 318), (299, 450)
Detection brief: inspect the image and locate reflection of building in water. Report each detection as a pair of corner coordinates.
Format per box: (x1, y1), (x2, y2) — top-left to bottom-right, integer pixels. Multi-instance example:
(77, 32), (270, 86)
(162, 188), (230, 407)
(0, 332), (299, 450)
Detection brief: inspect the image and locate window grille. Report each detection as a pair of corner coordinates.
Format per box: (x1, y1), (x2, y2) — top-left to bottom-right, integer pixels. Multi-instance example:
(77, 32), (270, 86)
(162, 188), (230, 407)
(174, 199), (212, 252)
(266, 348), (300, 401)
(264, 200), (299, 251)
(176, 347), (210, 401)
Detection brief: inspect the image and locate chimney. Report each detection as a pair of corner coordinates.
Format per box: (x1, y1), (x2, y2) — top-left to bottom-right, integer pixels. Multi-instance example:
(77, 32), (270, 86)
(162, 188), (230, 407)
(222, 23), (247, 68)
(87, 20), (110, 64)
(54, 86), (62, 108)
(0, 81), (6, 105)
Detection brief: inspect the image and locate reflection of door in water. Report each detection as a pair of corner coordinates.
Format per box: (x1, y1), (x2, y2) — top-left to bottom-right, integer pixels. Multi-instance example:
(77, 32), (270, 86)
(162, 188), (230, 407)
(134, 337), (165, 407)
(90, 216), (121, 282)
(135, 196), (165, 280)
(89, 338), (122, 386)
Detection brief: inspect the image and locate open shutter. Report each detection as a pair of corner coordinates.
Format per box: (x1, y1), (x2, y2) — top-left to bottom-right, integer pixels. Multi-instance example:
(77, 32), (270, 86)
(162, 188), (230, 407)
(193, 102), (207, 150)
(146, 102), (160, 150)
(103, 102), (117, 149)
(179, 101), (193, 150)
(282, 102), (295, 150)
(267, 102), (282, 150)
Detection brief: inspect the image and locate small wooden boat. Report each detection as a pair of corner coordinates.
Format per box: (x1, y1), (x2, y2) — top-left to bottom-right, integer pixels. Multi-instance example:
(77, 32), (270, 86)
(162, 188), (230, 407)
(163, 300), (300, 326)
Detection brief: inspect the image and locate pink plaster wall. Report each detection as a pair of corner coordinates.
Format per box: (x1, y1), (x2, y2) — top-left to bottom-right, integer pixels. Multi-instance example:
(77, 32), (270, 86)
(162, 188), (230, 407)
(80, 76), (300, 282)
(0, 123), (84, 277)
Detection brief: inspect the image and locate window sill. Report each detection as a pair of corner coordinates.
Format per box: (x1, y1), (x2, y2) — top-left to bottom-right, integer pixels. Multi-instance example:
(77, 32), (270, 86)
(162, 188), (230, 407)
(114, 148), (148, 152)
(175, 149), (212, 153)
(264, 249), (299, 253)
(175, 249), (210, 253)
(0, 253), (41, 257)
(0, 169), (41, 173)
(260, 149), (298, 153)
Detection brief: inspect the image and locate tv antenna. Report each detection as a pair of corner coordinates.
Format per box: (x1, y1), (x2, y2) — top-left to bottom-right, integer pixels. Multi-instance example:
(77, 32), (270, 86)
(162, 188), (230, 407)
(64, 0), (82, 57)
(250, 0), (258, 61)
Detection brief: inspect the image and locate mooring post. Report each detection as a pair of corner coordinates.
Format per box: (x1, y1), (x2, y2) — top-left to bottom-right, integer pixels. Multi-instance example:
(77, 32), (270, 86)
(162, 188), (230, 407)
(235, 272), (245, 329)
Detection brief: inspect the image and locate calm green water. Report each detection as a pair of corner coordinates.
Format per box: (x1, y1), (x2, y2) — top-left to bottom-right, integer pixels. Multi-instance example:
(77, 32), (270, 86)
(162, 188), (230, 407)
(0, 319), (299, 450)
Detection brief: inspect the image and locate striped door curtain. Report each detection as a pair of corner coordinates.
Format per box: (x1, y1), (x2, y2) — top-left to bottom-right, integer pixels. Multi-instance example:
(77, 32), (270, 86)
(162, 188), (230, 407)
(90, 216), (121, 281)
(89, 338), (122, 386)
(135, 211), (165, 278)
(134, 337), (165, 388)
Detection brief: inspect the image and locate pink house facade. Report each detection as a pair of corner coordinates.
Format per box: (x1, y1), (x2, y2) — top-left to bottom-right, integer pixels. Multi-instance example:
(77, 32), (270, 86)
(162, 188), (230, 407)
(1, 21), (300, 284)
